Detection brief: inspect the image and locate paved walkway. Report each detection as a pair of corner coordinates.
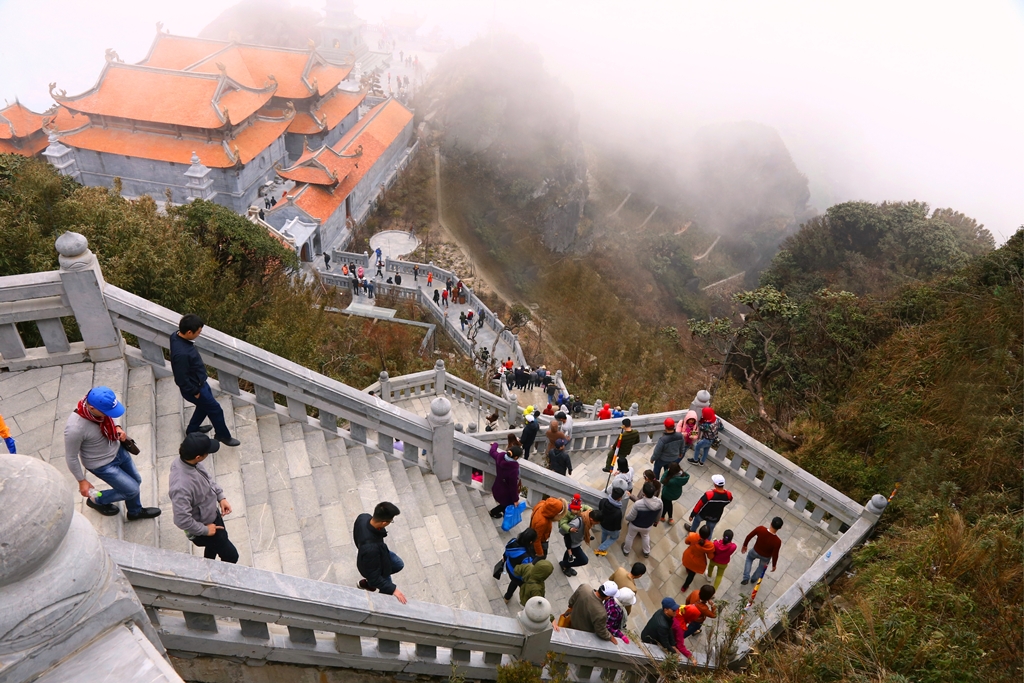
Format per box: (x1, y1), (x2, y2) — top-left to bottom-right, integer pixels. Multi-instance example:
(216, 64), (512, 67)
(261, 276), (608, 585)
(324, 261), (518, 367)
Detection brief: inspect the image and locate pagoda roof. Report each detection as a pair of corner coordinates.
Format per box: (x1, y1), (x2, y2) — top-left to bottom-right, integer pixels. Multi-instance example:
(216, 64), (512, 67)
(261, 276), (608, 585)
(140, 33), (352, 100)
(52, 61), (275, 129)
(44, 106), (91, 133)
(287, 88), (365, 134)
(272, 97), (413, 223)
(57, 110), (293, 168)
(0, 102), (47, 140)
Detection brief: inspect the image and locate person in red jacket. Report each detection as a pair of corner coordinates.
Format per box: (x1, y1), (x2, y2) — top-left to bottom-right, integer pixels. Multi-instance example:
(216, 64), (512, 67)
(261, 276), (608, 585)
(741, 516), (784, 584)
(684, 473), (733, 537)
(597, 403), (612, 420)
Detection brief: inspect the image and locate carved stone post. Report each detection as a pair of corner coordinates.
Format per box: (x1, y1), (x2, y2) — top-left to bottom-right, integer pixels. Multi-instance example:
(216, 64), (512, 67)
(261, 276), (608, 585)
(517, 596), (553, 666)
(593, 399), (603, 417)
(378, 370), (391, 403)
(426, 397), (454, 480)
(690, 389), (712, 414)
(56, 232), (124, 362)
(507, 391), (519, 427)
(629, 402), (639, 416)
(0, 455), (177, 682)
(434, 359), (446, 396)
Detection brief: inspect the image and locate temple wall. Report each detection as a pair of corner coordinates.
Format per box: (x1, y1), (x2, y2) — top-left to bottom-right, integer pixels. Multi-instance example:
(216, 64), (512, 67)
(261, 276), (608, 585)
(348, 119), (415, 223)
(68, 136), (287, 212)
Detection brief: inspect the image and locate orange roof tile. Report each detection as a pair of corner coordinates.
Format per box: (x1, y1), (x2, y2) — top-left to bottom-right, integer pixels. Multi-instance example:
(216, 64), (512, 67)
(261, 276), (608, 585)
(0, 134), (49, 157)
(276, 162), (342, 185)
(281, 98), (413, 222)
(0, 102), (47, 139)
(139, 34), (225, 70)
(189, 45), (351, 99)
(59, 114), (292, 167)
(53, 62), (273, 128)
(313, 89), (364, 129)
(44, 106), (90, 133)
(287, 111), (324, 135)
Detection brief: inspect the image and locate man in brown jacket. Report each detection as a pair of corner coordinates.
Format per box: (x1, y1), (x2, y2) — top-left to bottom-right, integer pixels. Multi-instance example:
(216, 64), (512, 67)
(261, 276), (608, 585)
(565, 582), (620, 643)
(544, 415), (567, 460)
(609, 562), (647, 614)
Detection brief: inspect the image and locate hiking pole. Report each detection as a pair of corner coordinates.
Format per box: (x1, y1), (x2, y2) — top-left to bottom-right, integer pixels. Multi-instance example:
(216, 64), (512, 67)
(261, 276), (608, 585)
(744, 564), (769, 611)
(887, 480), (902, 503)
(604, 428), (624, 491)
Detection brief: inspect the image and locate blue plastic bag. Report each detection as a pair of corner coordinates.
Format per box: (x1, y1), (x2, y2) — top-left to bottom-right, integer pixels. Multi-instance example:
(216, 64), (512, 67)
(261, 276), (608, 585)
(501, 501), (526, 532)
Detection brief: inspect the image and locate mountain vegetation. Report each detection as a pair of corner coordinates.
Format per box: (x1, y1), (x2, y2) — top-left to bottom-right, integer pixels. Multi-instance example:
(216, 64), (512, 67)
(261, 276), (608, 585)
(0, 154), (445, 389)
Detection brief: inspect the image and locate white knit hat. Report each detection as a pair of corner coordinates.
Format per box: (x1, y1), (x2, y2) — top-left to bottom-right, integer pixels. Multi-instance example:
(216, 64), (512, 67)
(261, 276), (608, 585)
(615, 587), (636, 606)
(600, 581), (619, 598)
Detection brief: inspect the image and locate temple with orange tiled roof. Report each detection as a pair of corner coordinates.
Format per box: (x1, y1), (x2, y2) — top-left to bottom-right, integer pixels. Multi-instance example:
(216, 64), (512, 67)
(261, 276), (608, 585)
(0, 101), (51, 157)
(42, 30), (367, 212)
(318, 0), (392, 73)
(263, 97), (415, 259)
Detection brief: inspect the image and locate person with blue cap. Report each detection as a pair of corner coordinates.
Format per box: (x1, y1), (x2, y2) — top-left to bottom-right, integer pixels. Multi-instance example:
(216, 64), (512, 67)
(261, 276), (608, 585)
(64, 386), (160, 520)
(641, 596), (683, 654)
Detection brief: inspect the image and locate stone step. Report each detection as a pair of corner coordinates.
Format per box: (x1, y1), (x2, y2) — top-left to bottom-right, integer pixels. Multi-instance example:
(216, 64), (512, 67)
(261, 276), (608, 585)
(123, 364), (158, 548)
(154, 377), (190, 555)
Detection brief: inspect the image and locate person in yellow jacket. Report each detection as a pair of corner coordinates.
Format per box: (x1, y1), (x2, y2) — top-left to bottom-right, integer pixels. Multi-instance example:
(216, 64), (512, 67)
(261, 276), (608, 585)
(0, 413), (15, 453)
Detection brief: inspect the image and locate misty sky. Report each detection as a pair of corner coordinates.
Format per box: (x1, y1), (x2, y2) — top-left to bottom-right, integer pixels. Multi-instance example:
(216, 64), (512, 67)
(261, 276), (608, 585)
(1, 0), (1021, 238)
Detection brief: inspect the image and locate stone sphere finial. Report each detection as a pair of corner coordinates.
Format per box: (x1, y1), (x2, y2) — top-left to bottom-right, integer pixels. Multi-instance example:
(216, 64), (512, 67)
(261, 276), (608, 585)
(0, 455), (74, 586)
(519, 596), (552, 632)
(696, 390), (711, 404)
(865, 493), (889, 515)
(467, 422), (477, 433)
(54, 231), (88, 258)
(379, 370), (389, 382)
(434, 359), (445, 371)
(430, 396), (451, 418)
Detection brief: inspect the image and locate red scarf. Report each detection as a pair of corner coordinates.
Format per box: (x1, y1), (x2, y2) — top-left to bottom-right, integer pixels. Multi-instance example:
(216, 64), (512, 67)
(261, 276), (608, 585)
(76, 397), (119, 442)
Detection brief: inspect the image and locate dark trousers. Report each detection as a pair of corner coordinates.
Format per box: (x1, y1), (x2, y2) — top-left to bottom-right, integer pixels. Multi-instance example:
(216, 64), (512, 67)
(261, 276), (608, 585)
(184, 382), (232, 441)
(561, 538), (589, 570)
(504, 574), (523, 601)
(661, 496), (675, 519)
(190, 512), (239, 563)
(682, 568), (698, 591)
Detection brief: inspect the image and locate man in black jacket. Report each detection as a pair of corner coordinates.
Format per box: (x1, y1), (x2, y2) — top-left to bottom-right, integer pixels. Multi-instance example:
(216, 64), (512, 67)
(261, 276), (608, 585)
(353, 501), (407, 604)
(170, 314), (240, 447)
(520, 413), (539, 460)
(642, 597), (681, 653)
(594, 486), (624, 556)
(548, 438), (572, 476)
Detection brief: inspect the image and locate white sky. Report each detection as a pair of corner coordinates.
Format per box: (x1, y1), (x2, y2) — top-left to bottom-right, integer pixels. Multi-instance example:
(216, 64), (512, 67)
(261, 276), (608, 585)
(1, 0), (1021, 238)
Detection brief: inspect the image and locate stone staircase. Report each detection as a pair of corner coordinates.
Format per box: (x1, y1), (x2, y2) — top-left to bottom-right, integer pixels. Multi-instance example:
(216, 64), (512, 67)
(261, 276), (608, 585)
(52, 359), (634, 623)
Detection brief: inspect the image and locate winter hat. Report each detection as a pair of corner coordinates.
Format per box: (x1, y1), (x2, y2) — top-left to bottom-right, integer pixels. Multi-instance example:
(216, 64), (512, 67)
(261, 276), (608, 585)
(525, 413), (535, 423)
(569, 494), (582, 512)
(615, 587), (636, 606)
(663, 418), (675, 430)
(661, 596), (680, 611)
(702, 407), (716, 422)
(525, 405), (535, 415)
(600, 580), (619, 598)
(711, 474), (726, 487)
(555, 438), (567, 448)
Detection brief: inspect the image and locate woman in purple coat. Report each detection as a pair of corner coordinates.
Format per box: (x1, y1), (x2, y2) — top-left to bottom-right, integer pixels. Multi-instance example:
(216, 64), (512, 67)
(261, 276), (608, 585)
(488, 442), (523, 518)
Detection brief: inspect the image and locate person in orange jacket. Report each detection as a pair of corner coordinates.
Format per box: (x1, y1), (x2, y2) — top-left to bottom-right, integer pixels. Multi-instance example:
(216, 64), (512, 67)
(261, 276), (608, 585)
(0, 413), (15, 453)
(681, 524), (715, 591)
(529, 497), (567, 557)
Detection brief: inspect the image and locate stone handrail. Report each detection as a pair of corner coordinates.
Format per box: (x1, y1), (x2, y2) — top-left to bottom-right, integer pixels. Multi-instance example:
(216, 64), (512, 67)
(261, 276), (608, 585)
(0, 270), (83, 370)
(368, 368), (517, 426)
(102, 537), (670, 679)
(102, 285), (437, 455)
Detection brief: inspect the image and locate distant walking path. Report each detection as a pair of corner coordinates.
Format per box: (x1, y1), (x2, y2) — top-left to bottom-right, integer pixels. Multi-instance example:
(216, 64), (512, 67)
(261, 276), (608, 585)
(694, 235), (721, 261)
(703, 271), (745, 291)
(609, 192), (632, 217)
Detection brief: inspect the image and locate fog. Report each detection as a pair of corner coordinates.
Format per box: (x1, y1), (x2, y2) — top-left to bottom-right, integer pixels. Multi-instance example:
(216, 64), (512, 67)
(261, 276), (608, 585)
(1, 0), (1021, 239)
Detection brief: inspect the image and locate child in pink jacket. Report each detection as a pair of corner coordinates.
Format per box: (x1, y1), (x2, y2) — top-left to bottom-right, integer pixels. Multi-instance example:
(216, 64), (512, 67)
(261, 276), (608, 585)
(706, 529), (737, 590)
(678, 410), (698, 460)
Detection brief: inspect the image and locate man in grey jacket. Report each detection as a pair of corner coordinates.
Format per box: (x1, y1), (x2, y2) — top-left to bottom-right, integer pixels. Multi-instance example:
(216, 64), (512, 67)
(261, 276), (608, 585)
(65, 386), (160, 520)
(169, 433), (238, 563)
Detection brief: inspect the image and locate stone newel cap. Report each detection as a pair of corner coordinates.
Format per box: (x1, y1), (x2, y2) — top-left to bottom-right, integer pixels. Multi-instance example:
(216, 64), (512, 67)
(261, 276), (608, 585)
(430, 396), (451, 417)
(55, 231), (88, 258)
(0, 455), (74, 586)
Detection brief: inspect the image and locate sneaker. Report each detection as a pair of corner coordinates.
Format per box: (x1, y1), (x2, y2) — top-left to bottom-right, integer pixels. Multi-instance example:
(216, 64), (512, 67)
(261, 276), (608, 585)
(126, 507), (161, 521)
(218, 437), (241, 447)
(643, 551), (650, 558)
(86, 498), (120, 516)
(621, 544), (629, 556)
(668, 519), (675, 525)
(562, 566), (577, 577)
(197, 425), (214, 434)
(697, 460), (706, 467)
(602, 466), (613, 473)
(687, 458), (700, 464)
(740, 579), (750, 586)
(660, 516), (666, 522)
(358, 579), (378, 592)
(594, 549), (608, 556)
(683, 523), (692, 532)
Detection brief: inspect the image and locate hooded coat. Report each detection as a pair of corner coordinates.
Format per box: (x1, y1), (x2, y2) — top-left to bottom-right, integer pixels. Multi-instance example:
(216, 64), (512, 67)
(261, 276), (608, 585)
(679, 410), (699, 446)
(489, 442), (520, 507)
(545, 421), (567, 454)
(529, 497), (567, 555)
(682, 531), (716, 574)
(514, 560), (554, 605)
(652, 430), (685, 463)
